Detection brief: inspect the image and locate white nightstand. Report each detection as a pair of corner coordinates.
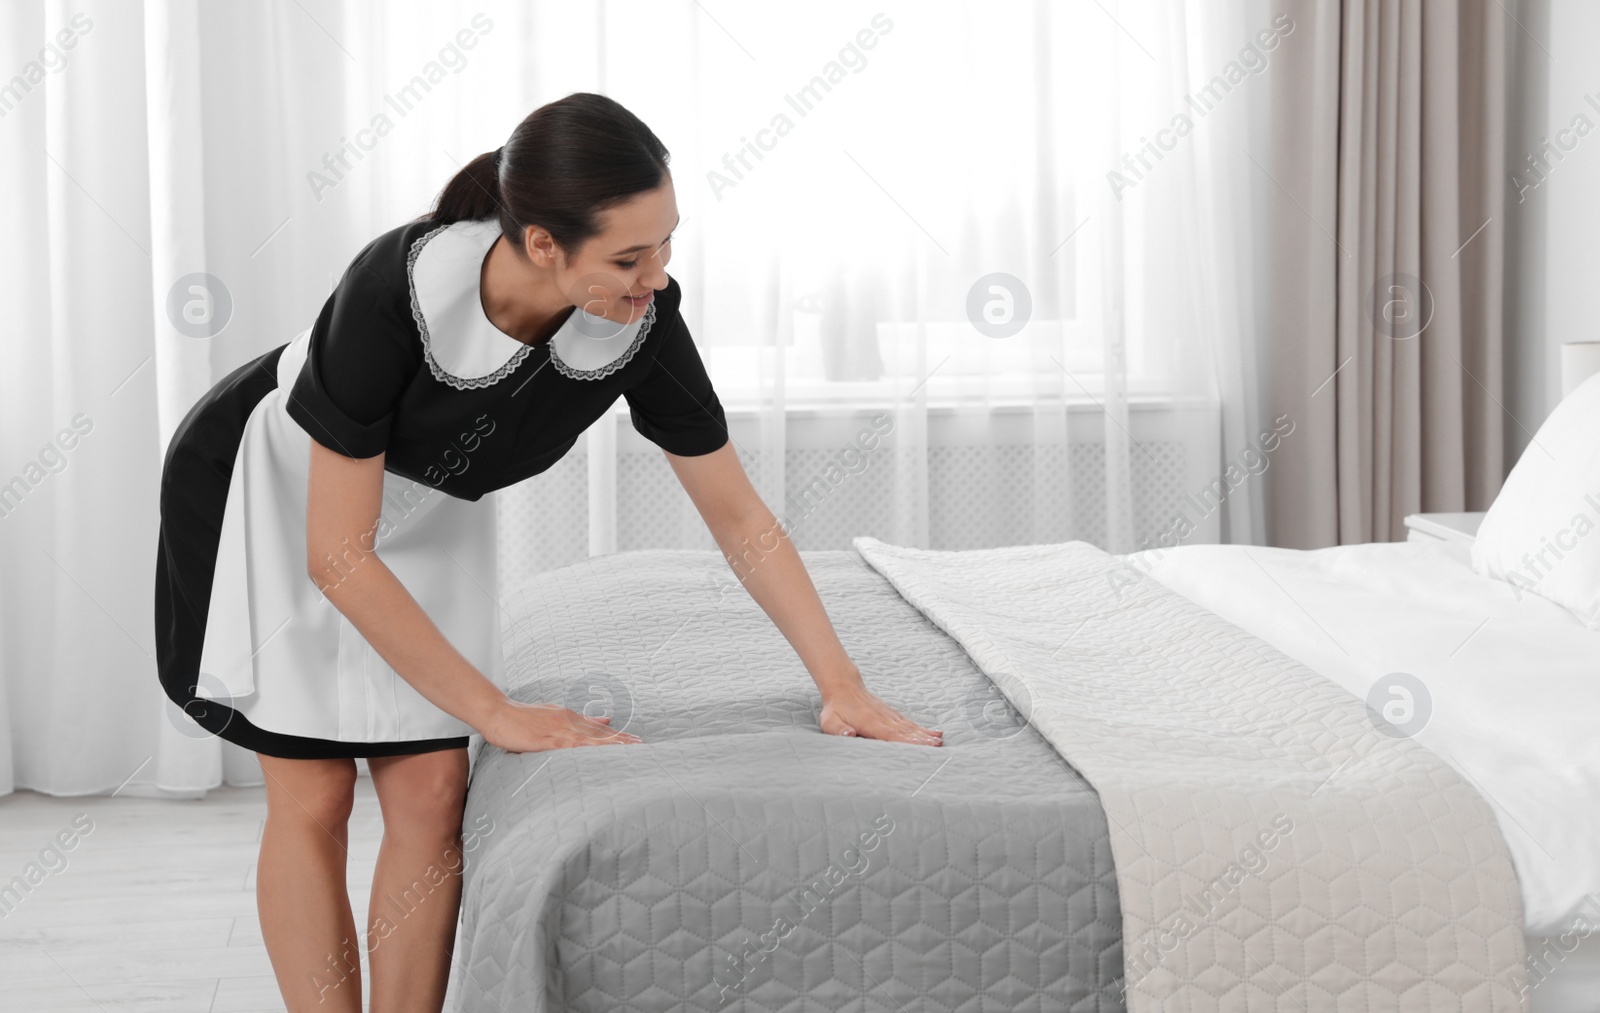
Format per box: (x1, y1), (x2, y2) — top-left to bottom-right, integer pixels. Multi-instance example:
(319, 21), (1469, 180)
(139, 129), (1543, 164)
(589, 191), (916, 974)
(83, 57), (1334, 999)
(1402, 511), (1485, 565)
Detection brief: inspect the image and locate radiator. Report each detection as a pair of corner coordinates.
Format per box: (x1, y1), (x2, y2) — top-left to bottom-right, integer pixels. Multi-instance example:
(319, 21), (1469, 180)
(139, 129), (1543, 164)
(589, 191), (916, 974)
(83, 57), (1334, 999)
(495, 398), (1220, 598)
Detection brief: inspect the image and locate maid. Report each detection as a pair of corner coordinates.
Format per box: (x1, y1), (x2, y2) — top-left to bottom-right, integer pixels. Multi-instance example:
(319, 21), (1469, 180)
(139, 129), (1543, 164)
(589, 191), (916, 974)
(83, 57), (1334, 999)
(152, 92), (940, 1013)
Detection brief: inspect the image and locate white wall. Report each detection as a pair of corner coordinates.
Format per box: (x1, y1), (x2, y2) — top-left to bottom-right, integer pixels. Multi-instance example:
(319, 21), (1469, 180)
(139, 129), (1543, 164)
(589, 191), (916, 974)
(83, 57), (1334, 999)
(1505, 0), (1599, 470)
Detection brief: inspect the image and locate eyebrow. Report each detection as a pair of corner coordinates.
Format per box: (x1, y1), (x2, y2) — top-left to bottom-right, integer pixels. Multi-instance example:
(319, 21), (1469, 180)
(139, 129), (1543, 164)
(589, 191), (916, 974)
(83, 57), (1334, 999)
(612, 214), (681, 256)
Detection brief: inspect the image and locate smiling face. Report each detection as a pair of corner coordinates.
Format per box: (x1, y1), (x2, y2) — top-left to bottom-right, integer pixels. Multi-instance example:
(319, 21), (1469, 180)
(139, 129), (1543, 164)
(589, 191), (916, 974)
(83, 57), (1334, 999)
(518, 173), (678, 327)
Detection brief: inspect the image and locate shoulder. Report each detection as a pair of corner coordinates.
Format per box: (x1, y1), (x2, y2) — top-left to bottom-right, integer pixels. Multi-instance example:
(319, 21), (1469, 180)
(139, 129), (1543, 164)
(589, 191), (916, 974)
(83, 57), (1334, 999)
(305, 219), (444, 363)
(339, 217), (451, 305)
(310, 218), (441, 339)
(662, 273), (687, 316)
(631, 272), (710, 375)
(635, 273), (690, 361)
(330, 215), (494, 337)
(652, 273), (686, 338)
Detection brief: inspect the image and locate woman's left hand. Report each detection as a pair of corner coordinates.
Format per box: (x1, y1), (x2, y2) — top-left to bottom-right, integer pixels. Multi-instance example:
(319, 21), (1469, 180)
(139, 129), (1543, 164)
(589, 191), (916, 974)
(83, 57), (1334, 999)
(819, 681), (943, 746)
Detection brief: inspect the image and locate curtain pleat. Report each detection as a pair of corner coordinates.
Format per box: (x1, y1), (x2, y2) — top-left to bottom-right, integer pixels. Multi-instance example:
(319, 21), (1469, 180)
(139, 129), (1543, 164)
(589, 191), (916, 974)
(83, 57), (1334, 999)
(1268, 0), (1506, 547)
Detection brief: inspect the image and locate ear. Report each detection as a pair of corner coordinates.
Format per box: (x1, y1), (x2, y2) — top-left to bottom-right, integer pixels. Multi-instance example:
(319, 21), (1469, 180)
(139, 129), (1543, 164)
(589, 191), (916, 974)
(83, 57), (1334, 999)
(523, 225), (561, 267)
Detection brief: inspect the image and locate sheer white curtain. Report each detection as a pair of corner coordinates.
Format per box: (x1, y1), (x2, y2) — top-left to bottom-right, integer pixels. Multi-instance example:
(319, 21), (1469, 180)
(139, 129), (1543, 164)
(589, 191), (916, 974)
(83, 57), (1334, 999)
(0, 0), (1264, 797)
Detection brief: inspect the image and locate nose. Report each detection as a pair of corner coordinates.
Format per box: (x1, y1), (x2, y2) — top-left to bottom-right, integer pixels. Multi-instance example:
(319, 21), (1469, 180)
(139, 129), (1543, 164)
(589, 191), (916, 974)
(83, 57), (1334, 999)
(639, 261), (668, 292)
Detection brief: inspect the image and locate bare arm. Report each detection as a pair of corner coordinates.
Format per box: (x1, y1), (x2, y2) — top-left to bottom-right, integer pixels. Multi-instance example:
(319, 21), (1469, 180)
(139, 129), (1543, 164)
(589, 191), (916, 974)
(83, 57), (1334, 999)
(305, 440), (636, 751)
(665, 441), (941, 746)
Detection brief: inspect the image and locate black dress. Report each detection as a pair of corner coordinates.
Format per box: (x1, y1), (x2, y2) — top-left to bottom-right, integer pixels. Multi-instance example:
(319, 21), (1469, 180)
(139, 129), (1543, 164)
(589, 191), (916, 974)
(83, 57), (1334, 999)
(153, 215), (728, 760)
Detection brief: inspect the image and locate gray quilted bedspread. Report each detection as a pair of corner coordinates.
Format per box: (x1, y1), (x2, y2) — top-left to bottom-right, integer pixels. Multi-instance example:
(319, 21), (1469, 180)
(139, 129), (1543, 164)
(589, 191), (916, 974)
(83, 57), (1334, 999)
(453, 549), (1125, 1012)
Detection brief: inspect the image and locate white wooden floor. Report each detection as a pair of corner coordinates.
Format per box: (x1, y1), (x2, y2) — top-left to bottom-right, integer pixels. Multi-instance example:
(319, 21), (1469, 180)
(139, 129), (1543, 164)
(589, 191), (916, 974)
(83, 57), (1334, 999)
(0, 777), (465, 1012)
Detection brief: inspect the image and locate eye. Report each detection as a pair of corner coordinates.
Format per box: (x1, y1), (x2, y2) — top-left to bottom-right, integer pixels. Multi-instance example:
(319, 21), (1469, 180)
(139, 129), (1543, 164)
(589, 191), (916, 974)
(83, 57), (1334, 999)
(616, 233), (673, 271)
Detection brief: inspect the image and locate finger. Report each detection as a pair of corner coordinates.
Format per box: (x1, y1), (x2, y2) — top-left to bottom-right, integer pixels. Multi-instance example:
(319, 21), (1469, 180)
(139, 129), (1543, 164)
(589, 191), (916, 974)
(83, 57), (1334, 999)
(585, 725), (638, 743)
(884, 718), (927, 742)
(567, 709), (618, 732)
(890, 723), (940, 746)
(901, 717), (942, 741)
(570, 717), (627, 739)
(875, 708), (938, 741)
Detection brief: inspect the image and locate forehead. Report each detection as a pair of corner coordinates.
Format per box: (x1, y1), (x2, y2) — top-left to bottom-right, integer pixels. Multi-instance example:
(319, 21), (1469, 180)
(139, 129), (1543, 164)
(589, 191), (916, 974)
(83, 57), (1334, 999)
(597, 177), (677, 234)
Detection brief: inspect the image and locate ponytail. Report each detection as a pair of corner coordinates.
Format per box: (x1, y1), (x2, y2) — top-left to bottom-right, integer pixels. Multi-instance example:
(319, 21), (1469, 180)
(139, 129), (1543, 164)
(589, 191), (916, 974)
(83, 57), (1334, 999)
(417, 92), (671, 261)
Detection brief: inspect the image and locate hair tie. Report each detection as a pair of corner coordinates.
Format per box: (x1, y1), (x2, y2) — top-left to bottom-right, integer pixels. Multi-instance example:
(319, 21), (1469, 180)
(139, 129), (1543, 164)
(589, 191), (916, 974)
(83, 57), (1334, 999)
(492, 146), (504, 168)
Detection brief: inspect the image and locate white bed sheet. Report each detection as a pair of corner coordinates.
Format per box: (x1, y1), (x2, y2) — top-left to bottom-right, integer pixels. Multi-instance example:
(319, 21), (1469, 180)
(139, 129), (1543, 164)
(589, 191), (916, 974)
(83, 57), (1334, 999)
(1127, 539), (1600, 939)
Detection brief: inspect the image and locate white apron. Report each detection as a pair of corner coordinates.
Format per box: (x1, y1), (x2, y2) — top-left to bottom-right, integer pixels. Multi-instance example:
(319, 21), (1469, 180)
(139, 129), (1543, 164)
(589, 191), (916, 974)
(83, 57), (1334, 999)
(193, 327), (503, 744)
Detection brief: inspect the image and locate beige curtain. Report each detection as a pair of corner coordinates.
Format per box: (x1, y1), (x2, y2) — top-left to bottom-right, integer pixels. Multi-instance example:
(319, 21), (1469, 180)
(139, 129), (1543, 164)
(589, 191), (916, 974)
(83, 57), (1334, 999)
(1265, 0), (1507, 547)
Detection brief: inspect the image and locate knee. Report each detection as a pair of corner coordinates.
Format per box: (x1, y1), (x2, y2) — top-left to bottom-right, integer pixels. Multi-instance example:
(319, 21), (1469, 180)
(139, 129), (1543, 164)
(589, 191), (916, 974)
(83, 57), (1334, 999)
(376, 757), (468, 837)
(401, 766), (468, 825)
(263, 759), (358, 829)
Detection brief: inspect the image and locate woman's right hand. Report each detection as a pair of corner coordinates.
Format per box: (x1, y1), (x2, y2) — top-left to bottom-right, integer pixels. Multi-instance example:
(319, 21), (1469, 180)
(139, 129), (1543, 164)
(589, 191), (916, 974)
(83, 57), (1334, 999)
(482, 700), (641, 753)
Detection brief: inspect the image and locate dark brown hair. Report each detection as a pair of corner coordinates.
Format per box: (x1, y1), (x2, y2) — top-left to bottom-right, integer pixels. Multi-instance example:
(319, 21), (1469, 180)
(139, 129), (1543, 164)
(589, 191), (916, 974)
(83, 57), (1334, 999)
(416, 91), (671, 260)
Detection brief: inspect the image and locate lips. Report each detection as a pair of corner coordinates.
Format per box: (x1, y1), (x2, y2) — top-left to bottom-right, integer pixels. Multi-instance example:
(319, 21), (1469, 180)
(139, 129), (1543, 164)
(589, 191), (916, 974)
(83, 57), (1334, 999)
(624, 290), (654, 305)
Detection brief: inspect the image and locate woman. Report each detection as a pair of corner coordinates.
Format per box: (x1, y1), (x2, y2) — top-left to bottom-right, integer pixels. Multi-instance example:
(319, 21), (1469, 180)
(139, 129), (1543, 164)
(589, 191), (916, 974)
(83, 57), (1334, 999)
(152, 92), (940, 1013)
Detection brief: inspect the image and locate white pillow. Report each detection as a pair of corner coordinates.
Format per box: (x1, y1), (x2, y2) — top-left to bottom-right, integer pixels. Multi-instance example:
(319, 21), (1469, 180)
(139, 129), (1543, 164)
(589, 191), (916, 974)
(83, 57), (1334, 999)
(1472, 371), (1600, 628)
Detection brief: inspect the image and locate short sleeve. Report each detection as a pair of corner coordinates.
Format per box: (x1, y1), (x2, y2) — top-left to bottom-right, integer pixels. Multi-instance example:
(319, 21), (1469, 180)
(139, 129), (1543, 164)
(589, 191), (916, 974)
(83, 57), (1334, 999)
(285, 263), (419, 459)
(623, 296), (730, 457)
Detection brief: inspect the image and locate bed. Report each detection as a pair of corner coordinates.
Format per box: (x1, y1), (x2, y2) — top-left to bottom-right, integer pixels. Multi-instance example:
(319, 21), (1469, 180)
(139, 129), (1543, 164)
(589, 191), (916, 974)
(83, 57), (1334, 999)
(447, 533), (1592, 1012)
(447, 371), (1599, 1012)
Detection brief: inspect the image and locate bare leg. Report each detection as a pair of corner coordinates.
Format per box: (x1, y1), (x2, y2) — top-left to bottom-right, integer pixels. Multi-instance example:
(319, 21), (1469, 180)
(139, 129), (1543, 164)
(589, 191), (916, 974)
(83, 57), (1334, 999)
(256, 754), (362, 1012)
(365, 748), (470, 1013)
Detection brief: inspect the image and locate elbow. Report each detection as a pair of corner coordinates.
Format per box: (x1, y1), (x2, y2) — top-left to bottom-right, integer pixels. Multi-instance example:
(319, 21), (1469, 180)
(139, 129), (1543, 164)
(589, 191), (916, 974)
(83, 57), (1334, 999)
(720, 509), (789, 582)
(724, 504), (786, 551)
(306, 541), (374, 596)
(710, 485), (777, 538)
(306, 555), (335, 596)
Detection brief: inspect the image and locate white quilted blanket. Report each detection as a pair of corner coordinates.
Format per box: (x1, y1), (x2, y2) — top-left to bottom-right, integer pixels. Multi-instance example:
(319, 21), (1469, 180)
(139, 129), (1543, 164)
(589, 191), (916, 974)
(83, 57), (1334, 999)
(853, 536), (1529, 1012)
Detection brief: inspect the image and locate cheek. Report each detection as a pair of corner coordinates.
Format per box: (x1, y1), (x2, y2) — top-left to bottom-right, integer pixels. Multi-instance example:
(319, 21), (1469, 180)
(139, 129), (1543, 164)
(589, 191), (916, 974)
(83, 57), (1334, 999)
(569, 270), (630, 311)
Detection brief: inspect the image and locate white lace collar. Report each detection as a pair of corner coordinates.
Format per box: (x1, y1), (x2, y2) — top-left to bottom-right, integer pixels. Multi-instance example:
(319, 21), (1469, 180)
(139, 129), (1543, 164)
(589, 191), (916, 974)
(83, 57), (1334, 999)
(406, 218), (656, 389)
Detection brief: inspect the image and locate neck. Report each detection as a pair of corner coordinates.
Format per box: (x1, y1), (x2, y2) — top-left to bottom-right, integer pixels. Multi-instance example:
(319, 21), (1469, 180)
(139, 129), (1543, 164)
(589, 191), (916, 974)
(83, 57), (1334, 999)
(480, 234), (573, 345)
